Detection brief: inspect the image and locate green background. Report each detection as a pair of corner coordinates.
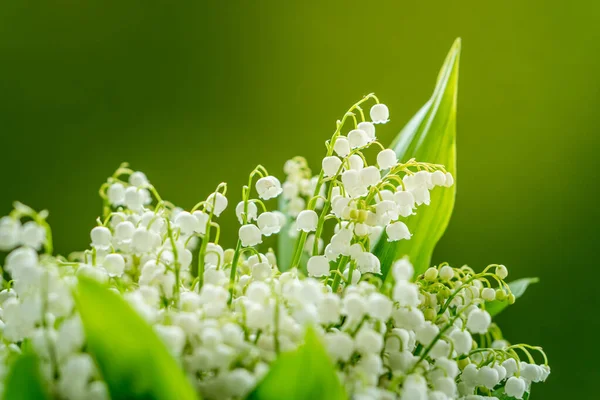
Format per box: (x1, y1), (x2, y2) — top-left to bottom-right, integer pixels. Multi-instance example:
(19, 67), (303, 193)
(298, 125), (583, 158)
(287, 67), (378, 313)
(1, 1), (598, 398)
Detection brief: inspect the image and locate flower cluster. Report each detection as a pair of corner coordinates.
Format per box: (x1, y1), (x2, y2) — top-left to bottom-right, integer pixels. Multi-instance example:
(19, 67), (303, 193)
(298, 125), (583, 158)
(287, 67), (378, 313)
(0, 95), (548, 400)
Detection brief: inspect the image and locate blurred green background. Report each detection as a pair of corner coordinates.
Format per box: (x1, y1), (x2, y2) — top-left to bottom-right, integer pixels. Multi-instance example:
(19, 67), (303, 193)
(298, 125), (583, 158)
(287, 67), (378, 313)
(1, 1), (598, 398)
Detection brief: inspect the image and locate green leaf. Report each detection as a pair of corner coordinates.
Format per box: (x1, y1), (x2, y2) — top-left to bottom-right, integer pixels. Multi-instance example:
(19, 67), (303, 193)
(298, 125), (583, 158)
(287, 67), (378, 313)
(247, 326), (346, 400)
(3, 353), (50, 400)
(277, 196), (295, 271)
(373, 38), (461, 279)
(487, 277), (540, 317)
(74, 277), (198, 400)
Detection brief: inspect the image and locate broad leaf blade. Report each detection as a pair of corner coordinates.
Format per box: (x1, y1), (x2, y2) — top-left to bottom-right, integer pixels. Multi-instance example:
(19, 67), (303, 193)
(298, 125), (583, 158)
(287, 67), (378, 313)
(3, 353), (50, 400)
(374, 38), (461, 278)
(74, 277), (198, 400)
(487, 277), (540, 317)
(277, 196), (295, 271)
(247, 326), (346, 400)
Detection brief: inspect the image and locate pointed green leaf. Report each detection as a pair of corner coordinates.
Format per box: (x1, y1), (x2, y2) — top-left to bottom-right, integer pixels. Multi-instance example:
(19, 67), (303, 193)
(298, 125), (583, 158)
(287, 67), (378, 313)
(74, 277), (198, 400)
(487, 277), (540, 317)
(277, 196), (295, 271)
(3, 353), (50, 400)
(373, 38), (461, 278)
(247, 326), (346, 400)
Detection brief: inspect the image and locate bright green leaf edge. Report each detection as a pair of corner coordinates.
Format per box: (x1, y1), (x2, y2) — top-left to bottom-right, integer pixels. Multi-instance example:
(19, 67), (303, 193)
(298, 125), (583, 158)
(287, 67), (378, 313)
(74, 277), (199, 400)
(374, 38), (461, 280)
(487, 277), (540, 317)
(247, 326), (346, 400)
(3, 352), (50, 400)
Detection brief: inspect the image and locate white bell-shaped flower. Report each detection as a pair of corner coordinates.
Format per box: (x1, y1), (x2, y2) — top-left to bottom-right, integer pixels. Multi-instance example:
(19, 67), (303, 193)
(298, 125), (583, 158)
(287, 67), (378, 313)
(370, 103), (390, 124)
(235, 201), (258, 224)
(238, 224), (262, 247)
(466, 309), (492, 334)
(377, 149), (397, 170)
(0, 217), (21, 252)
(386, 221), (411, 241)
(296, 210), (318, 232)
(431, 170), (446, 187)
(124, 186), (144, 211)
(505, 376), (526, 399)
(107, 183), (125, 205)
(375, 200), (399, 226)
(347, 154), (364, 171)
(103, 253), (125, 277)
(206, 192), (228, 216)
(392, 258), (414, 281)
(449, 329), (472, 355)
(333, 137), (351, 157)
(478, 366), (500, 389)
(348, 129), (368, 149)
(256, 176), (283, 200)
(355, 327), (384, 354)
(322, 156), (342, 178)
(367, 293), (392, 320)
(175, 211), (200, 235)
(129, 171), (149, 188)
(325, 331), (354, 361)
(192, 211), (209, 234)
(357, 121), (376, 141)
(496, 264), (508, 279)
(307, 255), (330, 277)
(20, 221), (46, 250)
(90, 226), (112, 249)
(360, 166), (381, 187)
(394, 190), (415, 217)
(257, 212), (281, 236)
(393, 280), (420, 307)
(356, 252), (381, 274)
(444, 172), (454, 187)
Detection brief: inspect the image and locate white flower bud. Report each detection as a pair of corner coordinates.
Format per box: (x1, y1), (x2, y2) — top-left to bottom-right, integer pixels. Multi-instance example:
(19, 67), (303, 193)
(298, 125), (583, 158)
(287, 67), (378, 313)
(307, 255), (330, 277)
(386, 221), (411, 241)
(496, 264), (508, 280)
(296, 210), (318, 232)
(20, 221), (46, 250)
(132, 228), (155, 253)
(377, 149), (397, 170)
(431, 170), (446, 186)
(103, 253), (125, 277)
(325, 332), (354, 361)
(439, 265), (454, 281)
(482, 287), (496, 301)
(322, 156), (342, 178)
(129, 171), (149, 188)
(206, 192), (228, 216)
(357, 121), (376, 141)
(114, 221), (135, 242)
(461, 363), (479, 386)
(370, 103), (389, 124)
(466, 309), (491, 334)
(0, 217), (21, 252)
(192, 211), (209, 234)
(503, 358), (518, 377)
(343, 292), (366, 319)
(90, 226), (112, 249)
(239, 224), (262, 247)
(415, 321), (439, 345)
(505, 376), (526, 399)
(355, 328), (383, 354)
(107, 182), (126, 205)
(154, 325), (186, 356)
(366, 293), (392, 320)
(348, 129), (368, 148)
(392, 258), (414, 281)
(444, 172), (454, 187)
(333, 137), (351, 157)
(432, 376), (456, 397)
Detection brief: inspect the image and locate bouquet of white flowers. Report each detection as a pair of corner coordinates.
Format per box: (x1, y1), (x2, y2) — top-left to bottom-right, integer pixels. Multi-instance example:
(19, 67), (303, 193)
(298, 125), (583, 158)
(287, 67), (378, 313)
(0, 39), (548, 400)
